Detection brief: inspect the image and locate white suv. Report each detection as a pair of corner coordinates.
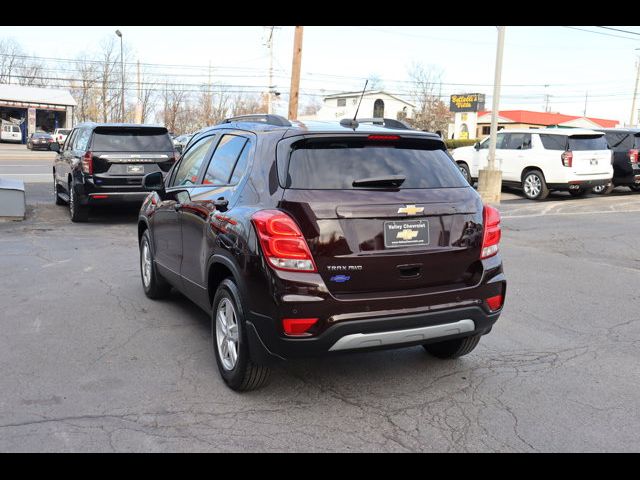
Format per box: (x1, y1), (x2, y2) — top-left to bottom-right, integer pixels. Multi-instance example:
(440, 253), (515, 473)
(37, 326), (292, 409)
(451, 128), (613, 200)
(52, 128), (71, 146)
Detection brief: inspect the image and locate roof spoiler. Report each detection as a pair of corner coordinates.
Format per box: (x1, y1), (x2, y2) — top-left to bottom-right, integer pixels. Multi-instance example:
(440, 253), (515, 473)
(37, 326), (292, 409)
(339, 117), (414, 130)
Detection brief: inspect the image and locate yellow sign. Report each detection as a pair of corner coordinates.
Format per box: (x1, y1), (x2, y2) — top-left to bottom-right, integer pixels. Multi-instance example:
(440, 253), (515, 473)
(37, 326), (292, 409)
(396, 229), (419, 241)
(397, 205), (424, 215)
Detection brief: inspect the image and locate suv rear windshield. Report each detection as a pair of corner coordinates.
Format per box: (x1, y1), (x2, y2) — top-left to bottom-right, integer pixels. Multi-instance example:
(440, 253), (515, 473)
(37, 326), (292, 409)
(568, 135), (608, 151)
(283, 138), (467, 189)
(58, 129), (71, 135)
(91, 128), (173, 152)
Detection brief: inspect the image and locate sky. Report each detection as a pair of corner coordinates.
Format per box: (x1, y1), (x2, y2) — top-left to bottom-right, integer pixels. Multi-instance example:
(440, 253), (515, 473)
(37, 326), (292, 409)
(2, 25), (640, 124)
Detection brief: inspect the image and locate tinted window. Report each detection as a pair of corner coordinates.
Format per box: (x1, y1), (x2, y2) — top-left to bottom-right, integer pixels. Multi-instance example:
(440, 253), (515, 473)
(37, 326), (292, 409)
(64, 129), (77, 151)
(495, 133), (508, 149)
(91, 128), (173, 151)
(12, 126), (20, 133)
(172, 135), (216, 187)
(73, 129), (91, 151)
(505, 133), (531, 150)
(203, 135), (247, 185)
(634, 134), (640, 149)
(539, 134), (567, 150)
(229, 140), (252, 185)
(58, 129), (71, 135)
(604, 132), (633, 151)
(285, 139), (467, 190)
(568, 135), (608, 151)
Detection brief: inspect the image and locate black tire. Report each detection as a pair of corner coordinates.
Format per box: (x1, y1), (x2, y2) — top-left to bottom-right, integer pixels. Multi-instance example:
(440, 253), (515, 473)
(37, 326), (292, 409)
(521, 170), (549, 200)
(423, 334), (481, 359)
(569, 187), (592, 197)
(68, 179), (89, 222)
(53, 175), (65, 205)
(457, 162), (472, 185)
(139, 229), (171, 299)
(592, 183), (614, 195)
(212, 278), (271, 391)
(629, 184), (640, 192)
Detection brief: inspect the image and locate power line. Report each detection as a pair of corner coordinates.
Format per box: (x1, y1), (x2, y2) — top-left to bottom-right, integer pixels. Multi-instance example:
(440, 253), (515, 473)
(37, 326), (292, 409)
(562, 26), (640, 41)
(596, 26), (640, 37)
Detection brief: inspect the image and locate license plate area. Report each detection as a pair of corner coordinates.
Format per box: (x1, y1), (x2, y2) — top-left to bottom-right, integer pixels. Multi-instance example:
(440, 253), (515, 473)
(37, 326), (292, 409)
(384, 220), (429, 248)
(127, 165), (144, 175)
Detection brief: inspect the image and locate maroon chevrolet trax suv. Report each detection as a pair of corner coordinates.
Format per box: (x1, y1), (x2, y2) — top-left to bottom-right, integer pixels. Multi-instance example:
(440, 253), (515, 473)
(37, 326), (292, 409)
(137, 115), (506, 391)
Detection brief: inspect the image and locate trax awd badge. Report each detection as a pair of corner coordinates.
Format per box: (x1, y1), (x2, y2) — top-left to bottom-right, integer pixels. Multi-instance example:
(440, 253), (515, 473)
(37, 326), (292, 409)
(398, 205), (424, 216)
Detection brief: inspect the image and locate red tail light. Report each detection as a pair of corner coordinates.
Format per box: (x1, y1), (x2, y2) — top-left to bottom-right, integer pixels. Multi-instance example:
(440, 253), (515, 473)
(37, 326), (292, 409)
(81, 151), (93, 175)
(629, 149), (638, 164)
(282, 318), (318, 336)
(486, 295), (504, 311)
(481, 205), (501, 259)
(251, 210), (316, 272)
(368, 134), (400, 141)
(561, 150), (573, 167)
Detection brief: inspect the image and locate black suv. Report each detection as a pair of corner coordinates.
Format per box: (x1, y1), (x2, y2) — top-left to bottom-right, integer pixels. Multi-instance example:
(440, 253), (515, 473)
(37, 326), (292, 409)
(53, 123), (176, 221)
(593, 128), (640, 194)
(138, 114), (506, 391)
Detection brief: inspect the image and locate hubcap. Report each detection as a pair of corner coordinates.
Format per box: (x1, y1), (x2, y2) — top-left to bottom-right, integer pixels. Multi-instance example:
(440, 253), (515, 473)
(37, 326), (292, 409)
(141, 240), (152, 287)
(215, 298), (239, 371)
(524, 174), (542, 198)
(593, 185), (605, 194)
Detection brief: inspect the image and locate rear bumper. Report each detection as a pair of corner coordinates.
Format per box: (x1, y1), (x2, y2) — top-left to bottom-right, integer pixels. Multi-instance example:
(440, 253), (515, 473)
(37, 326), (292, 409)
(86, 191), (150, 205)
(547, 178), (611, 190)
(75, 174), (154, 205)
(246, 304), (501, 363)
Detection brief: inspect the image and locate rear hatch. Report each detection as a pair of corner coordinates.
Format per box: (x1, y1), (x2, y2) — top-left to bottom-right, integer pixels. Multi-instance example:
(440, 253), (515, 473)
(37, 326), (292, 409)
(568, 134), (611, 175)
(278, 134), (485, 296)
(89, 126), (176, 187)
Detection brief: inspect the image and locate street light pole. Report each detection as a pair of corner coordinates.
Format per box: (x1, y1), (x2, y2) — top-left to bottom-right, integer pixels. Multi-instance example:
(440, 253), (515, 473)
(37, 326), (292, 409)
(630, 50), (640, 127)
(115, 29), (125, 123)
(478, 25), (506, 205)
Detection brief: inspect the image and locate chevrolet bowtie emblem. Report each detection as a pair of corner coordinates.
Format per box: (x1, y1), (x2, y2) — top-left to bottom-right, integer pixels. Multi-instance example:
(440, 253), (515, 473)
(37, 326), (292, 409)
(396, 229), (419, 241)
(398, 205), (424, 215)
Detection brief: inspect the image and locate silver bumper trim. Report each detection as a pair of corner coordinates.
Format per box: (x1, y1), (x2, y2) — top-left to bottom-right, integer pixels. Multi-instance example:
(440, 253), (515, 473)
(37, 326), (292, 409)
(328, 319), (476, 351)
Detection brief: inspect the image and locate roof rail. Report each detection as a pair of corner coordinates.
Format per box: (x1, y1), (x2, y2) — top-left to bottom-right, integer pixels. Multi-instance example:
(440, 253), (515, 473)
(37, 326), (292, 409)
(354, 117), (414, 130)
(223, 114), (292, 127)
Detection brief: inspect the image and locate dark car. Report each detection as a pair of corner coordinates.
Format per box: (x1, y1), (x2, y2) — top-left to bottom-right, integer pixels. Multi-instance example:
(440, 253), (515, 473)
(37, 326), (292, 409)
(137, 114), (506, 391)
(592, 128), (640, 194)
(27, 132), (55, 150)
(53, 123), (177, 222)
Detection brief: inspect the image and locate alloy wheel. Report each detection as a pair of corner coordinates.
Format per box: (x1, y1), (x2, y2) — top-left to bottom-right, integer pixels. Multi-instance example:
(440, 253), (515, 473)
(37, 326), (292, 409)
(524, 174), (542, 198)
(141, 239), (152, 288)
(215, 298), (239, 371)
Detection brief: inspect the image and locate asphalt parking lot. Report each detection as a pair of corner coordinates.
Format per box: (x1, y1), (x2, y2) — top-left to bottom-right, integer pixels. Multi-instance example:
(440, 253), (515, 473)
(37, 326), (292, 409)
(1, 157), (639, 451)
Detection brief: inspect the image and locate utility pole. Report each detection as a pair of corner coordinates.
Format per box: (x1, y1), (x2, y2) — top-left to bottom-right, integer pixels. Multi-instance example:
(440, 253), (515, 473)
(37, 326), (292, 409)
(544, 84), (550, 112)
(265, 26), (275, 114)
(630, 54), (640, 126)
(583, 91), (588, 117)
(477, 26), (506, 205)
(288, 26), (304, 121)
(115, 30), (125, 123)
(135, 60), (142, 124)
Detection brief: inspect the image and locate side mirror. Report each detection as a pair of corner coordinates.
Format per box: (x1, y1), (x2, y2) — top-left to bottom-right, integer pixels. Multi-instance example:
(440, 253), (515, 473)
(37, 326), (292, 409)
(142, 171), (165, 195)
(474, 142), (480, 150)
(50, 142), (60, 152)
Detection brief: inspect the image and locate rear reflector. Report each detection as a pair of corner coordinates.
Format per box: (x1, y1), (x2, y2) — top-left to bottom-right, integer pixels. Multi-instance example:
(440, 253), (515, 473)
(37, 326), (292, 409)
(92, 195), (108, 199)
(486, 295), (504, 311)
(282, 318), (318, 336)
(368, 134), (400, 141)
(629, 149), (638, 164)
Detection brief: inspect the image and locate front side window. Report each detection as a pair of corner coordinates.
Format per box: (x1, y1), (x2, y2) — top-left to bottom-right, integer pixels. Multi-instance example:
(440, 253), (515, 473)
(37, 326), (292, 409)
(172, 135), (216, 187)
(203, 135), (248, 185)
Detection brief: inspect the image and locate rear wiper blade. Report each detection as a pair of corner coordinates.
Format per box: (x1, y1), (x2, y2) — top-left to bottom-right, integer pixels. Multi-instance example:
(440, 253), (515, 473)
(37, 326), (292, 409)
(352, 175), (406, 188)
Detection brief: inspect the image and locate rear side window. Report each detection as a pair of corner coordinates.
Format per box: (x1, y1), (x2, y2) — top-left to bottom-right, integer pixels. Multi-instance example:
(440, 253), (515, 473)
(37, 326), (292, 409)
(203, 135), (247, 185)
(539, 134), (567, 150)
(568, 135), (608, 151)
(634, 135), (640, 149)
(91, 128), (173, 151)
(73, 129), (92, 151)
(283, 138), (467, 190)
(505, 133), (531, 150)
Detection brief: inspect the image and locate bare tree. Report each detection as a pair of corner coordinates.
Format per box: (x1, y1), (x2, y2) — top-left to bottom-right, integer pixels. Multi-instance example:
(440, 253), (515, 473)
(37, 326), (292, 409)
(406, 62), (452, 133)
(0, 38), (23, 84)
(71, 55), (100, 122)
(301, 96), (322, 116)
(231, 91), (266, 116)
(159, 83), (187, 134)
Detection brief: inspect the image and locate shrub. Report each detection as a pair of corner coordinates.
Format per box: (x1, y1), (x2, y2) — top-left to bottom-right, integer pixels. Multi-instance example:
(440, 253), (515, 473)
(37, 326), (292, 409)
(445, 138), (479, 150)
